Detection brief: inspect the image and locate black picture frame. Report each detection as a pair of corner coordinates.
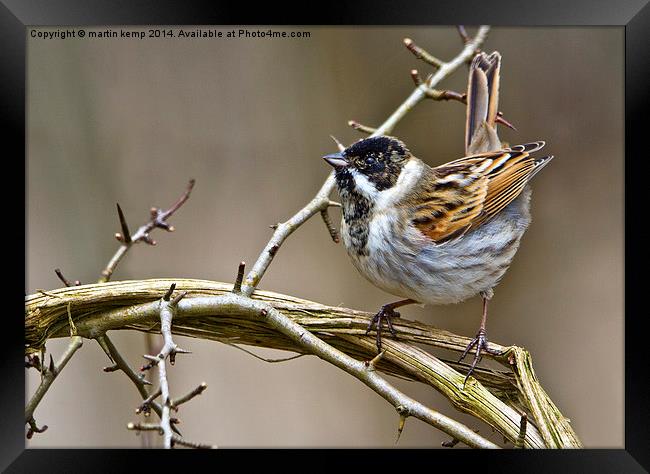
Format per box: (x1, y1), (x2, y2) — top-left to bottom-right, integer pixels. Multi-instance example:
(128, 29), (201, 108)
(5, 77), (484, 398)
(4, 0), (648, 471)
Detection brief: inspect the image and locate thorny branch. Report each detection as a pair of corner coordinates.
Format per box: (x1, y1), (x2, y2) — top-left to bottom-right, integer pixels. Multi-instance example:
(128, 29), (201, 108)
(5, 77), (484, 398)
(25, 335), (83, 436)
(26, 279), (586, 448)
(95, 333), (183, 435)
(99, 179), (195, 282)
(127, 284), (212, 448)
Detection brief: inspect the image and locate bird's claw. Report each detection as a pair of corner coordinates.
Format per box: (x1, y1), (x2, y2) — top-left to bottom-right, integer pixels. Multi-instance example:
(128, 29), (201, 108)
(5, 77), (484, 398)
(365, 305), (400, 352)
(458, 328), (501, 386)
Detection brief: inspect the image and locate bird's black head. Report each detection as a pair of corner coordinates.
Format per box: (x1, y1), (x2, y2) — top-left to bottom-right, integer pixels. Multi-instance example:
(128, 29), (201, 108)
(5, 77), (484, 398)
(323, 136), (411, 192)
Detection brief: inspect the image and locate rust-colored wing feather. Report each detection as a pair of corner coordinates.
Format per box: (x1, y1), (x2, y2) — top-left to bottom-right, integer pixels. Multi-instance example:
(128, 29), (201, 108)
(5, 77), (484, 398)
(406, 142), (552, 243)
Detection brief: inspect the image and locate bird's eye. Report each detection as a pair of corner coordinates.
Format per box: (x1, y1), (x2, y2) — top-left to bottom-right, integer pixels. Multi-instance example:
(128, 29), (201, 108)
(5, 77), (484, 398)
(365, 156), (376, 165)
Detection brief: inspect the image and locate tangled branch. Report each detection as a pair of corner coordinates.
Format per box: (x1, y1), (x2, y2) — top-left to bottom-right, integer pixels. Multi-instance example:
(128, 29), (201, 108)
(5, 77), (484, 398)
(99, 179), (195, 283)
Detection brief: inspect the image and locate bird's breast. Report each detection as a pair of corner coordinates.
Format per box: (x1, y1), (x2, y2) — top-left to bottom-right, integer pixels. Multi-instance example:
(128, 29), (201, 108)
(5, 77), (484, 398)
(341, 190), (533, 305)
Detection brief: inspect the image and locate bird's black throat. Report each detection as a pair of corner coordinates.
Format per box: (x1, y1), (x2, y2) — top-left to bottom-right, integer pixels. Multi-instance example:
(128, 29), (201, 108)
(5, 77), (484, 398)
(334, 168), (373, 256)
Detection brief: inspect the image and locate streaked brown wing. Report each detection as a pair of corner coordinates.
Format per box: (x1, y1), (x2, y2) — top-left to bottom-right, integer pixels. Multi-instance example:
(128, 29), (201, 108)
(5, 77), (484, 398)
(409, 164), (488, 242)
(407, 142), (550, 243)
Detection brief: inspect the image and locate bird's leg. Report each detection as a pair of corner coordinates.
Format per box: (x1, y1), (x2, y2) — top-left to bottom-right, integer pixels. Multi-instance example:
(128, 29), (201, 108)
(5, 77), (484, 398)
(365, 299), (416, 352)
(459, 293), (503, 385)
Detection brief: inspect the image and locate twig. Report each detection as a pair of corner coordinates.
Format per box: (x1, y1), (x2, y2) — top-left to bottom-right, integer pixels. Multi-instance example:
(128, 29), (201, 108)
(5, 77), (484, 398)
(25, 335), (83, 434)
(424, 88), (516, 130)
(375, 26), (490, 137)
(95, 334), (177, 432)
(171, 382), (207, 408)
(136, 388), (162, 416)
(99, 179), (195, 282)
(132, 284), (204, 448)
(26, 417), (48, 439)
(348, 120), (377, 134)
(320, 209), (340, 243)
(171, 434), (217, 449)
(403, 38), (444, 68)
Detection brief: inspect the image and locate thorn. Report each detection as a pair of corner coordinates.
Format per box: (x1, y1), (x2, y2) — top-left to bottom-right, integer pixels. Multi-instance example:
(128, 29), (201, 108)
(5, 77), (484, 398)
(48, 354), (55, 373)
(365, 349), (386, 370)
(116, 203), (132, 244)
(103, 365), (119, 372)
(395, 414), (407, 444)
(171, 291), (188, 306)
(54, 268), (72, 287)
(163, 283), (176, 301)
(457, 25), (470, 44)
(138, 373), (152, 385)
(232, 261), (246, 294)
(329, 135), (346, 152)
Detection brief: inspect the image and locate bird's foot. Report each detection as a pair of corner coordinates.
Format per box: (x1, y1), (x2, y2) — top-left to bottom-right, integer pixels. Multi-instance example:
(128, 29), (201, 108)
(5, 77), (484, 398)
(365, 303), (400, 352)
(458, 328), (501, 385)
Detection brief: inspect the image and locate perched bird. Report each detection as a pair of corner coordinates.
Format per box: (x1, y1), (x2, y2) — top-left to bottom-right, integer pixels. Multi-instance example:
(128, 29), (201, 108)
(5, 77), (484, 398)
(323, 52), (553, 381)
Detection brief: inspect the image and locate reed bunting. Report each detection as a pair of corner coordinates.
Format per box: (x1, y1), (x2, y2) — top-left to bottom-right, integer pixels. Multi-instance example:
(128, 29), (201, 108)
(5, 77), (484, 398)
(324, 52), (553, 382)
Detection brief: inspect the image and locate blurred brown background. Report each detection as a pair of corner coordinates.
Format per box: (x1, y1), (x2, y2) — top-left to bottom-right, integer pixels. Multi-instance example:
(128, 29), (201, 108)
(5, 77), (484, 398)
(26, 26), (623, 448)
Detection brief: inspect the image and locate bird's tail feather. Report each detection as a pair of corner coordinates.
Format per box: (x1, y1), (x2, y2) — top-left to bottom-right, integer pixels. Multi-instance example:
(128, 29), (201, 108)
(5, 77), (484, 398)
(465, 52), (502, 155)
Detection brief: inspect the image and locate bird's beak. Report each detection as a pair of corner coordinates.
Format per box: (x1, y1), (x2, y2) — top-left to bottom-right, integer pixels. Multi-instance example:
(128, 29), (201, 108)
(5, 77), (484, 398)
(323, 152), (348, 168)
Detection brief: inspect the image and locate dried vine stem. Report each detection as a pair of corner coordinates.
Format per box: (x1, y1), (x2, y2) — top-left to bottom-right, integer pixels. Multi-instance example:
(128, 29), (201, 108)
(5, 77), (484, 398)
(241, 26), (490, 297)
(25, 278), (582, 448)
(27, 281), (497, 449)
